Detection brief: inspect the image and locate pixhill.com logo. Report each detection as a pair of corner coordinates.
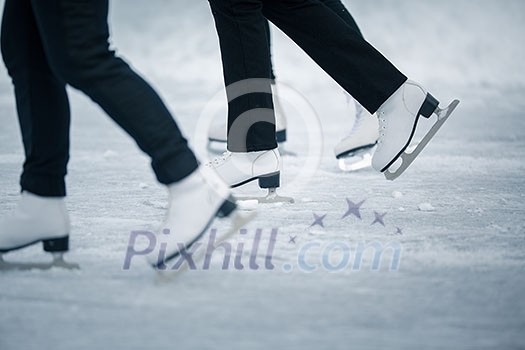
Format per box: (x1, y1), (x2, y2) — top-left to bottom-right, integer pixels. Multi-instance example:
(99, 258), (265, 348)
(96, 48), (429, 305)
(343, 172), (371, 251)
(123, 197), (404, 272)
(123, 228), (280, 271)
(123, 228), (402, 273)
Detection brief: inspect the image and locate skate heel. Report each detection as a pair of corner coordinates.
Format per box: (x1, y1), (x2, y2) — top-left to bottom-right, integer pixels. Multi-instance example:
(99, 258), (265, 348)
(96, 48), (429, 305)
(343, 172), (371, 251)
(258, 172), (280, 189)
(217, 195), (237, 218)
(43, 236), (69, 252)
(419, 93), (440, 118)
(276, 130), (287, 143)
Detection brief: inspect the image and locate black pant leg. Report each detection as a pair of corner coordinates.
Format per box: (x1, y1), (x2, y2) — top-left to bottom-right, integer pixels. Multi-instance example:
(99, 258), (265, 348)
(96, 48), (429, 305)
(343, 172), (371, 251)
(261, 0), (407, 113)
(319, 0), (364, 38)
(28, 0), (198, 185)
(266, 0), (362, 84)
(1, 0), (70, 197)
(267, 0), (363, 83)
(208, 0), (277, 152)
(263, 20), (276, 81)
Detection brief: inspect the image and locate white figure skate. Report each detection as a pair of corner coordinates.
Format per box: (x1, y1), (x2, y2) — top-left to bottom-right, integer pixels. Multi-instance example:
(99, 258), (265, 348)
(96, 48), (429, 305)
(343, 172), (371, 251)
(0, 192), (78, 271)
(335, 99), (379, 172)
(372, 80), (460, 180)
(205, 149), (293, 204)
(148, 166), (255, 270)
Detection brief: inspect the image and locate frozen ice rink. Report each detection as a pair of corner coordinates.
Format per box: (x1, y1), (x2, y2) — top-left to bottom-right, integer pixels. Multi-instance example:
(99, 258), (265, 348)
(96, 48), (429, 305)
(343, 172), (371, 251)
(0, 1), (524, 349)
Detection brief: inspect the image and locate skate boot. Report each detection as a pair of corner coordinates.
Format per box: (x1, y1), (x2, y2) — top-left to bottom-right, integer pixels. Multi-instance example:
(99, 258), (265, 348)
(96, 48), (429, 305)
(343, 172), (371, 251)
(335, 100), (379, 171)
(372, 80), (460, 180)
(0, 192), (78, 270)
(205, 149), (293, 204)
(207, 84), (288, 152)
(149, 166), (253, 270)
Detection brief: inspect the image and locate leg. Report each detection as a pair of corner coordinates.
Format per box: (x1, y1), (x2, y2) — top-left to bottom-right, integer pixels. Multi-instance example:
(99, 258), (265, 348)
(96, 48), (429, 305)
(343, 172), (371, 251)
(206, 0), (396, 190)
(208, 0), (277, 152)
(206, 17), (287, 148)
(28, 0), (242, 267)
(1, 0), (245, 267)
(261, 0), (407, 113)
(210, 0), (459, 180)
(313, 1), (380, 168)
(30, 0), (198, 185)
(263, 19), (276, 82)
(1, 0), (70, 197)
(267, 0), (364, 143)
(206, 0), (287, 202)
(0, 0), (71, 264)
(260, 0), (458, 178)
(319, 0), (364, 38)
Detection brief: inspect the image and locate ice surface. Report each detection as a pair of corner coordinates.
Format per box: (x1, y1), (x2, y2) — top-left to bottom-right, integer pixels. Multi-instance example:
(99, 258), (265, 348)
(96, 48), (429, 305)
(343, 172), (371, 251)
(237, 199), (259, 211)
(1, 1), (524, 350)
(392, 191), (403, 199)
(418, 203), (436, 212)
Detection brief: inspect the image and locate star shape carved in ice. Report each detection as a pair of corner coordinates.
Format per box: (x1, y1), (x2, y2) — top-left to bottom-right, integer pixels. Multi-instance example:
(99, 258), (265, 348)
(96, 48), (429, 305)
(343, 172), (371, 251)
(342, 199), (365, 220)
(371, 211), (387, 226)
(310, 213), (327, 228)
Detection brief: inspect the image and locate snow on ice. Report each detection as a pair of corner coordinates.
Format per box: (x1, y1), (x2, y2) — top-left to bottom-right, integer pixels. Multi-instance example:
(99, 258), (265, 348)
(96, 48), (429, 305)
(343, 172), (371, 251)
(417, 203), (436, 212)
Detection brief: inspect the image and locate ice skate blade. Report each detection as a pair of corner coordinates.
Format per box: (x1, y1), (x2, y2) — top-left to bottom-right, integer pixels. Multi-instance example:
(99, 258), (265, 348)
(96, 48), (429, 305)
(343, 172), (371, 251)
(338, 152), (373, 172)
(384, 99), (460, 181)
(154, 210), (257, 283)
(335, 143), (377, 160)
(0, 253), (79, 271)
(237, 188), (295, 204)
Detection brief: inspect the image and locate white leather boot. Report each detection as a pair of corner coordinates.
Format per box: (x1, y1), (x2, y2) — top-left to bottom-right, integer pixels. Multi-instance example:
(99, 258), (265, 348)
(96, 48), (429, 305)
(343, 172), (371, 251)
(0, 191), (70, 253)
(372, 80), (459, 179)
(334, 100), (379, 159)
(205, 149), (281, 189)
(148, 166), (237, 268)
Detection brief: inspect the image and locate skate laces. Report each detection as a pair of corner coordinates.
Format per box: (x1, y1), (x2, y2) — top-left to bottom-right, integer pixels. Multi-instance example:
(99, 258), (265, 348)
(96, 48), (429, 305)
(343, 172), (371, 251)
(377, 111), (387, 146)
(206, 151), (231, 167)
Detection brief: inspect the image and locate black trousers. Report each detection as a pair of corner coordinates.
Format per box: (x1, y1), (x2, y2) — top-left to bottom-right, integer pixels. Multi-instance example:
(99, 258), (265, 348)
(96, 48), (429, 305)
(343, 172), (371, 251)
(1, 0), (198, 197)
(265, 0), (365, 81)
(209, 0), (408, 152)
